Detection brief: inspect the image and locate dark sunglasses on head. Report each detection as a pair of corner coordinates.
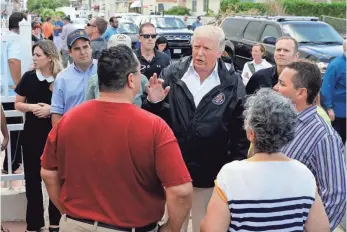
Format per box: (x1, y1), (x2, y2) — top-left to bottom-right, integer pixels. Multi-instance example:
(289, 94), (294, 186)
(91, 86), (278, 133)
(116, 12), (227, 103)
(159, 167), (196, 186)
(140, 34), (157, 39)
(86, 23), (96, 27)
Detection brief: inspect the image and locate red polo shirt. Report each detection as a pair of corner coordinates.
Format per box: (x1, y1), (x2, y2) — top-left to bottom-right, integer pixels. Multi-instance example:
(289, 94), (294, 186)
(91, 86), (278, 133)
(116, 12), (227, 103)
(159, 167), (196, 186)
(41, 100), (191, 227)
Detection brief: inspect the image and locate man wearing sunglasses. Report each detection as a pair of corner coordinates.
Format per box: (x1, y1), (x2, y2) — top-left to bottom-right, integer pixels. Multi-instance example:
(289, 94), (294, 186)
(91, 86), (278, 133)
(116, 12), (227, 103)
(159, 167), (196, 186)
(135, 23), (170, 80)
(85, 17), (108, 59)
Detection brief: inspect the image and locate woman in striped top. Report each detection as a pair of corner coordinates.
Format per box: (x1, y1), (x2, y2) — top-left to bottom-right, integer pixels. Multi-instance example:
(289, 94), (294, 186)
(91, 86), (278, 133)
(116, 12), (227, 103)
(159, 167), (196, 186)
(201, 88), (329, 232)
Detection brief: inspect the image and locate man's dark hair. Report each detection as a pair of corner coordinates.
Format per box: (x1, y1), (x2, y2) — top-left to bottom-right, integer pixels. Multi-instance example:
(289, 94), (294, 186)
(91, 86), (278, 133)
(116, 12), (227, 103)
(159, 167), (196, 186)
(98, 45), (139, 92)
(287, 60), (322, 105)
(46, 17), (51, 22)
(139, 22), (156, 35)
(95, 17), (108, 35)
(109, 16), (117, 23)
(8, 12), (26, 30)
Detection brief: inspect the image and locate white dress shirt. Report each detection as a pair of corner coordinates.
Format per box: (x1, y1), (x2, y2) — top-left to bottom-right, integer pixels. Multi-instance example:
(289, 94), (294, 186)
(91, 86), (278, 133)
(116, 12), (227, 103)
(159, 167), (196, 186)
(181, 61), (220, 107)
(241, 59), (272, 86)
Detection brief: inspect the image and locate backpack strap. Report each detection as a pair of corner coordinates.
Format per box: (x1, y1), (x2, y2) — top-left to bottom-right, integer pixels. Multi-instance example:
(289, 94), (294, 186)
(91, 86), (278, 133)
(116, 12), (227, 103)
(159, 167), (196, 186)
(247, 62), (256, 75)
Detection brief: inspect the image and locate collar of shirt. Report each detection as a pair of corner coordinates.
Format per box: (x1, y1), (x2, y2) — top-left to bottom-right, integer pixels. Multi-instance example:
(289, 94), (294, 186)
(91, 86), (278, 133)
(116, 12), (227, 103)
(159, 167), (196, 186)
(36, 70), (54, 83)
(251, 59), (267, 67)
(136, 48), (159, 61)
(297, 105), (317, 123)
(72, 59), (98, 73)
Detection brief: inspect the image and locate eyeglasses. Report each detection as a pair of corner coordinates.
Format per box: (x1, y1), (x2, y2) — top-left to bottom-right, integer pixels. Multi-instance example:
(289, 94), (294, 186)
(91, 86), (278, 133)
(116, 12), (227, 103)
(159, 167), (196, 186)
(140, 34), (157, 39)
(86, 23), (96, 27)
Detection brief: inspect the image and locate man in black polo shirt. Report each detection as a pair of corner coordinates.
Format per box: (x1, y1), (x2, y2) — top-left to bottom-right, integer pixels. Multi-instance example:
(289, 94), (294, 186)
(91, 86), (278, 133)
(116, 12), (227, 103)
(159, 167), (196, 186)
(246, 36), (299, 95)
(135, 22), (170, 79)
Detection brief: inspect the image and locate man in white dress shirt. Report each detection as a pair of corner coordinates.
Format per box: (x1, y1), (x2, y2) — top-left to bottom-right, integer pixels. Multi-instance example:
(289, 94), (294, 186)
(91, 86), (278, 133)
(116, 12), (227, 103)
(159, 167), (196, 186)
(142, 25), (249, 232)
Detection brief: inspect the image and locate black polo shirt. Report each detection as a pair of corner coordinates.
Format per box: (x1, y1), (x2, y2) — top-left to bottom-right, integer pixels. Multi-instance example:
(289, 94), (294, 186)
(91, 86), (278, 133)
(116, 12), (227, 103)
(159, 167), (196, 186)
(245, 66), (278, 95)
(135, 49), (170, 79)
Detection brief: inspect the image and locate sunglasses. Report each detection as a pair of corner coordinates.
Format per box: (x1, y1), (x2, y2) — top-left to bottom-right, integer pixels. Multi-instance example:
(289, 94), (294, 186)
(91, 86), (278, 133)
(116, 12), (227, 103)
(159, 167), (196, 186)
(86, 23), (96, 27)
(140, 34), (157, 39)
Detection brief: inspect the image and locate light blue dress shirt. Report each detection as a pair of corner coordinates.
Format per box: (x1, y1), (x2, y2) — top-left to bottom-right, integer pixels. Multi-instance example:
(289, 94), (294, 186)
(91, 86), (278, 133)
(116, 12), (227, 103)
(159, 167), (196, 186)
(51, 60), (98, 115)
(102, 27), (119, 42)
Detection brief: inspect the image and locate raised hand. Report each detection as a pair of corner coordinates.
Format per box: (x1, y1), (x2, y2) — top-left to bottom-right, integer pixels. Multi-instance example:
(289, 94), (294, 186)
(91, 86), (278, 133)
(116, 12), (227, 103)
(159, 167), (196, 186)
(145, 73), (170, 103)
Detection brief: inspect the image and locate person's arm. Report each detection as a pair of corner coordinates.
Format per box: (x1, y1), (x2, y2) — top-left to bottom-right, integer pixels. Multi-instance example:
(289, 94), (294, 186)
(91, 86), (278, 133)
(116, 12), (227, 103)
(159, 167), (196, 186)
(321, 62), (337, 121)
(1, 107), (9, 152)
(201, 189), (230, 232)
(41, 123), (64, 213)
(228, 79), (249, 161)
(15, 95), (41, 113)
(154, 118), (193, 232)
(314, 135), (346, 230)
(304, 192), (330, 232)
(85, 75), (98, 101)
(241, 63), (250, 86)
(60, 26), (67, 40)
(51, 76), (65, 127)
(41, 168), (63, 213)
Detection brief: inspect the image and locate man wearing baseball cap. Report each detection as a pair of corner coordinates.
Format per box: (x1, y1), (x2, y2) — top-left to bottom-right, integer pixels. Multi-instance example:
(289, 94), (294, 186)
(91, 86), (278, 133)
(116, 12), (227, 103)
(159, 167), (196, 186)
(85, 34), (149, 107)
(51, 29), (98, 126)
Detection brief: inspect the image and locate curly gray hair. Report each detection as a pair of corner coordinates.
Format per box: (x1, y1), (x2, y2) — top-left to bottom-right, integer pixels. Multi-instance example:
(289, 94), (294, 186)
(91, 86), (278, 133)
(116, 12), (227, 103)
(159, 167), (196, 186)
(244, 88), (297, 154)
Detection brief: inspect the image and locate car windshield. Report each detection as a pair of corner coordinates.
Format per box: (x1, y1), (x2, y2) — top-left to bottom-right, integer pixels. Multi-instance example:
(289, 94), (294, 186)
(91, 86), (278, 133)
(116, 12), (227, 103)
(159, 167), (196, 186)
(282, 23), (343, 44)
(118, 22), (138, 34)
(72, 18), (88, 25)
(154, 17), (186, 29)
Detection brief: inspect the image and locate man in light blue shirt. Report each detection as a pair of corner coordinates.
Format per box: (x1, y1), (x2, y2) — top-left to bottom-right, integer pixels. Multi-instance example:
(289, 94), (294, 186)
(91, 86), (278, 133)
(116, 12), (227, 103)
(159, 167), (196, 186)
(192, 16), (202, 31)
(51, 29), (97, 126)
(102, 17), (119, 42)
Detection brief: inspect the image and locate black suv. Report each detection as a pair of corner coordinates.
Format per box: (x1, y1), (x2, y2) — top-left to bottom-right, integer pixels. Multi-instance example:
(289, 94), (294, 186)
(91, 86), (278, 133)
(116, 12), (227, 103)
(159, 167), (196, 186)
(220, 16), (344, 72)
(135, 15), (193, 57)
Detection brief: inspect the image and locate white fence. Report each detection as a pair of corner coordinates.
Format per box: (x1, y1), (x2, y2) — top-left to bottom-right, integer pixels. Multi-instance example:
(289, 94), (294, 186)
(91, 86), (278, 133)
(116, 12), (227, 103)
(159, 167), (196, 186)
(1, 18), (32, 188)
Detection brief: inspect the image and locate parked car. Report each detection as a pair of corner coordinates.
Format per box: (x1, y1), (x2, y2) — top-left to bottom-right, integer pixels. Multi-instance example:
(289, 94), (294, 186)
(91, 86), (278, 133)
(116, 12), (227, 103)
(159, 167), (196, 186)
(115, 13), (141, 22)
(220, 16), (344, 73)
(71, 17), (88, 30)
(135, 15), (193, 57)
(118, 19), (140, 50)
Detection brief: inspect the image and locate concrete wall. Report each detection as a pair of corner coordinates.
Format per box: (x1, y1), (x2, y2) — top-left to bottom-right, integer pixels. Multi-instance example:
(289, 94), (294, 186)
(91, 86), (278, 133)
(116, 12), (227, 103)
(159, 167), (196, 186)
(1, 190), (26, 221)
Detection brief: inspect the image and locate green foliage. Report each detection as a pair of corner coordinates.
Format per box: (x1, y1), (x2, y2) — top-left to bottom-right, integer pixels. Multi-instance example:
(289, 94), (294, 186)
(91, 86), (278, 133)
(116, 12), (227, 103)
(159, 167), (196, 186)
(164, 6), (191, 16)
(27, 0), (70, 12)
(55, 11), (66, 18)
(220, 0), (346, 18)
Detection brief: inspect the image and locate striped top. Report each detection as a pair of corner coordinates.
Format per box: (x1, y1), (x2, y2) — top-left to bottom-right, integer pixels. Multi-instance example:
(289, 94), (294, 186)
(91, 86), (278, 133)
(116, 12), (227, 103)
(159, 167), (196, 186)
(216, 160), (316, 232)
(281, 105), (346, 230)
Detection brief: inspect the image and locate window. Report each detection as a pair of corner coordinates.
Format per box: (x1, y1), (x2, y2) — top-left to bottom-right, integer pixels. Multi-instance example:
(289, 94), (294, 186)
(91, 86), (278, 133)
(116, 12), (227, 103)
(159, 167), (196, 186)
(260, 25), (280, 42)
(221, 19), (248, 38)
(243, 21), (262, 41)
(192, 0), (197, 12)
(203, 0), (209, 12)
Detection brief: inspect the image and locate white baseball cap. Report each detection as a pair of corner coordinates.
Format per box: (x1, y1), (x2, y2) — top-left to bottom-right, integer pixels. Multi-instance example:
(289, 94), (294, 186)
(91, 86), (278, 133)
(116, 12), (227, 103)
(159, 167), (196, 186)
(107, 34), (132, 49)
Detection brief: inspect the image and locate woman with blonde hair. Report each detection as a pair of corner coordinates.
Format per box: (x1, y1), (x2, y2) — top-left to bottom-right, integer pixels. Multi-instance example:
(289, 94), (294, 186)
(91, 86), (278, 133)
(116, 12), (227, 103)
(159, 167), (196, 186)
(14, 40), (62, 232)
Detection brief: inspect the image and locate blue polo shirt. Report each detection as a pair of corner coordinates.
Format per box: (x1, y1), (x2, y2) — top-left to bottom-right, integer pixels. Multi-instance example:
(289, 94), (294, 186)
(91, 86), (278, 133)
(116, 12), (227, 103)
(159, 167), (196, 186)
(51, 60), (98, 115)
(54, 20), (64, 36)
(102, 27), (119, 42)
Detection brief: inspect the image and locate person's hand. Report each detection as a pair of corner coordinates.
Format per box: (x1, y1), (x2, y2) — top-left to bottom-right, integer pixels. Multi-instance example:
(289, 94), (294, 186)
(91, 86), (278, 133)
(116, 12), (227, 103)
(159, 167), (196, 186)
(145, 73), (170, 103)
(328, 109), (335, 122)
(33, 103), (51, 118)
(1, 135), (9, 151)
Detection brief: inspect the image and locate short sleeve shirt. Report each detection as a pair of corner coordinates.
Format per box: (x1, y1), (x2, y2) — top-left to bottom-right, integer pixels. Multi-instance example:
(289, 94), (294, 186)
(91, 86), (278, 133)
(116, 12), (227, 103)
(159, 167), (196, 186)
(42, 101), (192, 226)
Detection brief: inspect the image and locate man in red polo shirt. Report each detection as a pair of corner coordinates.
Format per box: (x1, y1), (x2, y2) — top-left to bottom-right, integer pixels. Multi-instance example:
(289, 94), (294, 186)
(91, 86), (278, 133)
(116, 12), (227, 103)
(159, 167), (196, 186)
(41, 45), (193, 232)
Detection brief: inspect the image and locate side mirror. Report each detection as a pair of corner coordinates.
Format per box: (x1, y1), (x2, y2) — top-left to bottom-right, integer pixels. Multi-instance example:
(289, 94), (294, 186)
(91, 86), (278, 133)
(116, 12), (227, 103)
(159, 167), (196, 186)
(262, 36), (276, 45)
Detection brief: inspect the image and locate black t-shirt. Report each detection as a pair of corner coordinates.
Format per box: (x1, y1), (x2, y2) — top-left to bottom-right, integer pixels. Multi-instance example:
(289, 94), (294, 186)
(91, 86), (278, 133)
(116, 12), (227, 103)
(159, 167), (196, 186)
(15, 70), (53, 122)
(135, 49), (170, 79)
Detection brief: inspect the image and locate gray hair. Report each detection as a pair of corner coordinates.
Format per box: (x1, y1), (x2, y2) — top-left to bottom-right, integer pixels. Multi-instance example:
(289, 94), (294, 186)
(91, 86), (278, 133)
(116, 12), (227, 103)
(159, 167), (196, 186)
(191, 25), (225, 52)
(244, 88), (297, 154)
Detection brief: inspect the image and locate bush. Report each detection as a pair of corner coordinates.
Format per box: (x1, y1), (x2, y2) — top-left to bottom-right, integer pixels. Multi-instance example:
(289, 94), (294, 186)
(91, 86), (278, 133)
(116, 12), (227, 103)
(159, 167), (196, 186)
(55, 11), (66, 18)
(164, 6), (190, 16)
(220, 0), (346, 19)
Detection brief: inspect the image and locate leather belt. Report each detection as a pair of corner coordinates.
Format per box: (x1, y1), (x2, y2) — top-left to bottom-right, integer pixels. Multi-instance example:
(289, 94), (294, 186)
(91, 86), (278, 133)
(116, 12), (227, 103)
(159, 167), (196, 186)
(66, 215), (158, 232)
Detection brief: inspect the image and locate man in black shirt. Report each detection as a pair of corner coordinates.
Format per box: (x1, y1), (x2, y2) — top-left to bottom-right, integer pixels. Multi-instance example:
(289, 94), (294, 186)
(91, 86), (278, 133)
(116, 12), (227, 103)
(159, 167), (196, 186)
(135, 23), (170, 79)
(246, 36), (299, 95)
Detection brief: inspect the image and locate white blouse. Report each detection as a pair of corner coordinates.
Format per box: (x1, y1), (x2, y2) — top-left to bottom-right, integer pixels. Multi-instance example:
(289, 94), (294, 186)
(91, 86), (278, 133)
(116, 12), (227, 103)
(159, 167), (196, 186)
(241, 59), (272, 86)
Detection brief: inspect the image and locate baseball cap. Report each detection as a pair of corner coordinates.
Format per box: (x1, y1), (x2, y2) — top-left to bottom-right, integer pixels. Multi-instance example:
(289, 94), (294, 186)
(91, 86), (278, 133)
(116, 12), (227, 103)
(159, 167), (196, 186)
(67, 29), (90, 48)
(107, 34), (132, 49)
